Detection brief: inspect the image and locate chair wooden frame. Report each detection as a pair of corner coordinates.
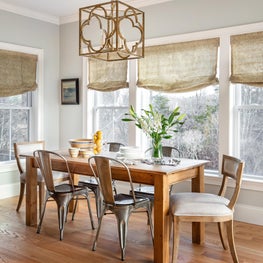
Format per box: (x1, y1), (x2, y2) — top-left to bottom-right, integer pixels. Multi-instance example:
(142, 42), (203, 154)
(169, 154), (244, 263)
(14, 141), (45, 215)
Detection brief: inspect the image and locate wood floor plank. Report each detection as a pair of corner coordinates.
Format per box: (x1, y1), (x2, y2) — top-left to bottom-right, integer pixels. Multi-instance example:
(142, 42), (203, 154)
(0, 194), (262, 262)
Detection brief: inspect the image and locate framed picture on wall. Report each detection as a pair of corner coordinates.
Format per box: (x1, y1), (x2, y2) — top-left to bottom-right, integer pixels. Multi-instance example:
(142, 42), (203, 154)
(61, 78), (79, 105)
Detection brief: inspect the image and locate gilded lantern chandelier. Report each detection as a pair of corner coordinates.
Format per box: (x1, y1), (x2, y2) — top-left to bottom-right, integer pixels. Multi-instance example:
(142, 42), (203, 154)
(79, 0), (144, 61)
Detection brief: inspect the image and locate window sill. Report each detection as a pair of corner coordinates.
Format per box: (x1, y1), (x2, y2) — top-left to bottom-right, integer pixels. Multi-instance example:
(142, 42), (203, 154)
(205, 172), (263, 192)
(0, 161), (18, 173)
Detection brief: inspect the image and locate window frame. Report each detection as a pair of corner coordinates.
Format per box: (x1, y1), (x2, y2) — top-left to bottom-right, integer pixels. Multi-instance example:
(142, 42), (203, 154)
(0, 42), (44, 168)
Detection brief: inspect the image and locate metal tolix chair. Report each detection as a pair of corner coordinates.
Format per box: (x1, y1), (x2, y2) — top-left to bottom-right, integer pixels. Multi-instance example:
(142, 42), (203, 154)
(89, 155), (154, 261)
(33, 150), (95, 240)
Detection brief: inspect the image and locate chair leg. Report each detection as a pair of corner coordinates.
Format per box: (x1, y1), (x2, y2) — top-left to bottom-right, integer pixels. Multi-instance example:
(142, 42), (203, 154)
(37, 198), (48, 234)
(16, 182), (25, 212)
(85, 194), (95, 230)
(226, 220), (239, 263)
(92, 207), (106, 251)
(218, 222), (228, 250)
(145, 202), (154, 243)
(72, 196), (78, 221)
(113, 206), (134, 261)
(58, 203), (68, 241)
(172, 216), (180, 263)
(38, 182), (45, 219)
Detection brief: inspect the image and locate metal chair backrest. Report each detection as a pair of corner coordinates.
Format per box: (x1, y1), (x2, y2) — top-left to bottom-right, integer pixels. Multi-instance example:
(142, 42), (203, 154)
(14, 141), (44, 175)
(218, 154), (244, 210)
(145, 146), (181, 158)
(33, 150), (72, 193)
(107, 142), (125, 152)
(88, 155), (135, 205)
(162, 146), (181, 157)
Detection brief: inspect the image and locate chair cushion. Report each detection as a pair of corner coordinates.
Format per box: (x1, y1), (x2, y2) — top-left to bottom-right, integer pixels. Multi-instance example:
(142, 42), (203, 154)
(170, 192), (232, 217)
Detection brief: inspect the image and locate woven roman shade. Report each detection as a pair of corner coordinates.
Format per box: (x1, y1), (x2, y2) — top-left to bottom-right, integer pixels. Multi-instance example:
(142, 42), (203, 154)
(88, 58), (128, 91)
(230, 31), (263, 87)
(0, 49), (38, 97)
(137, 38), (219, 92)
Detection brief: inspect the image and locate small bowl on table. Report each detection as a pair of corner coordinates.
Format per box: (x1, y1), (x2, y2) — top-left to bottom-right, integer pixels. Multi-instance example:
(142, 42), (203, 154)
(69, 138), (94, 149)
(68, 147), (79, 158)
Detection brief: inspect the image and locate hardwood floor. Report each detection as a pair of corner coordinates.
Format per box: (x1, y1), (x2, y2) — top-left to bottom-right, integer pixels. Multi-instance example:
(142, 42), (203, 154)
(0, 194), (262, 263)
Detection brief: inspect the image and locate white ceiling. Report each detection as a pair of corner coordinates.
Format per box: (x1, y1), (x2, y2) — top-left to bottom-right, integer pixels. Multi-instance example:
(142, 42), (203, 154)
(0, 0), (171, 24)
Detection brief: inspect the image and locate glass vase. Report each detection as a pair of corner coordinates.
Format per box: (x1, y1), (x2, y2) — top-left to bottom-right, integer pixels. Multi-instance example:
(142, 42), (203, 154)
(151, 139), (163, 164)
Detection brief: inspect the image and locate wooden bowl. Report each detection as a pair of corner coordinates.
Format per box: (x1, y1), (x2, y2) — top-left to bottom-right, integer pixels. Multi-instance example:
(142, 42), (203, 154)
(69, 138), (94, 149)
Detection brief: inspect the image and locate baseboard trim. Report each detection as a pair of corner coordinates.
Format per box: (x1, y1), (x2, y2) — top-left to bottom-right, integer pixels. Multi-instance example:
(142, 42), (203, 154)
(0, 183), (19, 199)
(1, 183), (262, 226)
(235, 204), (263, 226)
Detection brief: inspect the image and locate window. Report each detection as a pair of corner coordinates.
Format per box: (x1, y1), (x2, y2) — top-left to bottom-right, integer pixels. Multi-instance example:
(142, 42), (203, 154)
(139, 85), (219, 171)
(86, 25), (263, 181)
(233, 84), (263, 178)
(89, 88), (129, 145)
(0, 42), (43, 165)
(0, 93), (31, 161)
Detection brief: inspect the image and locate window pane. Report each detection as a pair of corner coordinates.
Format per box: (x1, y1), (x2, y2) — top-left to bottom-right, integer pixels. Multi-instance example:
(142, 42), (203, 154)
(235, 85), (263, 178)
(0, 109), (10, 161)
(93, 89), (129, 144)
(96, 107), (128, 144)
(0, 94), (30, 162)
(0, 93), (30, 107)
(141, 85), (219, 170)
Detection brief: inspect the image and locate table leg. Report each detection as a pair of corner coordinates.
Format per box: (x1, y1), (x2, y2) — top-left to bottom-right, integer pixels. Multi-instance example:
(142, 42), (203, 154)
(191, 165), (205, 244)
(154, 174), (170, 263)
(25, 156), (38, 226)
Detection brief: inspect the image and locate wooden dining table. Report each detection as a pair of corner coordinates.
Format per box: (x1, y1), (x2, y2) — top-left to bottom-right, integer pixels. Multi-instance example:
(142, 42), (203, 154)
(22, 150), (208, 263)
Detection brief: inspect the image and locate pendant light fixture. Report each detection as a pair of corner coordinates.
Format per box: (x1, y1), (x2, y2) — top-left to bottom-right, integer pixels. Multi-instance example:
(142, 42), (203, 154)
(79, 0), (144, 61)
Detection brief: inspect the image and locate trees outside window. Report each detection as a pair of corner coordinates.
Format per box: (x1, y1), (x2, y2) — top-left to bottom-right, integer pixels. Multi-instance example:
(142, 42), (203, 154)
(0, 93), (31, 161)
(234, 84), (263, 178)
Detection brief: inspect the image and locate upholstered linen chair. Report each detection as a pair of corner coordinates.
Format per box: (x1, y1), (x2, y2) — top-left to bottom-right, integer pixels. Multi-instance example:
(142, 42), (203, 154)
(14, 141), (69, 216)
(88, 155), (154, 261)
(33, 150), (95, 241)
(169, 154), (244, 263)
(77, 142), (123, 218)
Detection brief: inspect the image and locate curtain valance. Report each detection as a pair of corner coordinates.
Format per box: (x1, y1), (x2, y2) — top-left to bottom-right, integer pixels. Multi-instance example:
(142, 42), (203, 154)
(0, 49), (38, 97)
(137, 38), (219, 93)
(88, 58), (128, 91)
(230, 31), (263, 87)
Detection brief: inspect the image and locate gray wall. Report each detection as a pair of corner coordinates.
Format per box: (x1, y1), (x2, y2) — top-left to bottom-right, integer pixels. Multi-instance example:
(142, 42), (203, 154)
(0, 10), (60, 193)
(0, 10), (60, 149)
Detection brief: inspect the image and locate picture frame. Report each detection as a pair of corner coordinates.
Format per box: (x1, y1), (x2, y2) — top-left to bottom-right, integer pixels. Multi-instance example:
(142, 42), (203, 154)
(61, 78), (79, 105)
